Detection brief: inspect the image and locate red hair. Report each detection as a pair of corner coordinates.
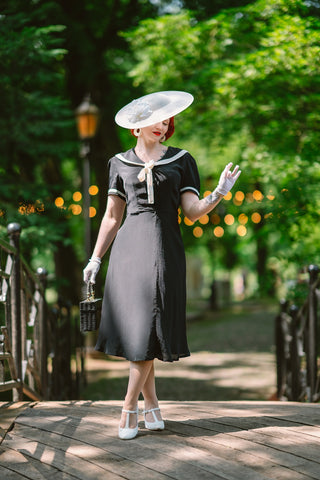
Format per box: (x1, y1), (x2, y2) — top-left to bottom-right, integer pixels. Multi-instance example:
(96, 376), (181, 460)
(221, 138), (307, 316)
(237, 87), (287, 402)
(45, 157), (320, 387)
(131, 117), (175, 141)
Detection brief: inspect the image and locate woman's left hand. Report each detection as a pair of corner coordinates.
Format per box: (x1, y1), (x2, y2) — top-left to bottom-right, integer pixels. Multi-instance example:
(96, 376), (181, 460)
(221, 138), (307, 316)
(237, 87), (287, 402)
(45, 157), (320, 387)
(215, 163), (241, 196)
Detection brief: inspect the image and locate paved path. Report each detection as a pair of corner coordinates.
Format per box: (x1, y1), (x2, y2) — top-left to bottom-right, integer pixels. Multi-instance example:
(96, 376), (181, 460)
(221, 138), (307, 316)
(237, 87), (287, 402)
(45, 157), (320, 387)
(1, 400), (320, 479)
(82, 300), (278, 402)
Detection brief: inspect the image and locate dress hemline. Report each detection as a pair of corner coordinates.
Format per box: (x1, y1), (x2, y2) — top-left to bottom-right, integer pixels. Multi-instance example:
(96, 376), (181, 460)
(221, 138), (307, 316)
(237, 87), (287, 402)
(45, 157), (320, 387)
(94, 345), (190, 363)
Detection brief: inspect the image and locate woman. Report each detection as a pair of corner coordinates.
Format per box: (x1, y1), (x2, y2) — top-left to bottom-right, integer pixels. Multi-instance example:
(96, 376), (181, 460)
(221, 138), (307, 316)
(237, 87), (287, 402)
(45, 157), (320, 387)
(83, 91), (241, 440)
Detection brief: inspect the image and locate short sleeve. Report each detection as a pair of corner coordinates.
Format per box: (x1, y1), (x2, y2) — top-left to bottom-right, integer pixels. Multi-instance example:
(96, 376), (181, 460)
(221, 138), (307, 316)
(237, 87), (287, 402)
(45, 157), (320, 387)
(107, 158), (126, 201)
(180, 153), (200, 197)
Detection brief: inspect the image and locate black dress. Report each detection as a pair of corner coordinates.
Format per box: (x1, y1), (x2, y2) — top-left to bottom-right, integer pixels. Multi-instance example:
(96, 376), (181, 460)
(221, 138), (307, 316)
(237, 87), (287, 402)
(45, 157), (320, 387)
(95, 146), (200, 362)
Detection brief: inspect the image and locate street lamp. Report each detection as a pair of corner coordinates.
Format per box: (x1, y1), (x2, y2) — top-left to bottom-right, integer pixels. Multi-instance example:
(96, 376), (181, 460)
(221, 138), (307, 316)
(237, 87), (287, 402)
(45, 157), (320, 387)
(75, 94), (100, 262)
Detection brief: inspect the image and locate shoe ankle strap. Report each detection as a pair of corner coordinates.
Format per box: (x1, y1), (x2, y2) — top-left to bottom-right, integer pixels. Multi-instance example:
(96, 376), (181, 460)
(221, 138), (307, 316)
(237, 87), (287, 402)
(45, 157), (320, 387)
(143, 407), (160, 414)
(122, 408), (138, 414)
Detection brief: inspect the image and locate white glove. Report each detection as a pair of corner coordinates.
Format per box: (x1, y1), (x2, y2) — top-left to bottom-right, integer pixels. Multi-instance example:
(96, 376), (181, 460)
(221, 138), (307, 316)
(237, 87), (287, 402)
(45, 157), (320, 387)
(83, 256), (101, 284)
(214, 163), (241, 196)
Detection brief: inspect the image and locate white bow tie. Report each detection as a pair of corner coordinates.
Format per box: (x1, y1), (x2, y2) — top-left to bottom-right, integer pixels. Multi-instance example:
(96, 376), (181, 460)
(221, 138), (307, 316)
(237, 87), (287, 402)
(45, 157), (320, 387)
(137, 160), (155, 204)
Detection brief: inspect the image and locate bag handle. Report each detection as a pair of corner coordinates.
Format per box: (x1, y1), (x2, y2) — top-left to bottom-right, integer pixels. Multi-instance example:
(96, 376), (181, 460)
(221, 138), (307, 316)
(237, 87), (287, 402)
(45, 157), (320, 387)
(86, 282), (96, 301)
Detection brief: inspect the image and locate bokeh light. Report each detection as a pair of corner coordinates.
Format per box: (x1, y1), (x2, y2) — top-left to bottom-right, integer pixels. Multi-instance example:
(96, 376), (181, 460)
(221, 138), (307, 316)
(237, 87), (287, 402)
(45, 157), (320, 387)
(193, 226), (203, 238)
(251, 212), (262, 223)
(224, 214), (234, 225)
(73, 191), (82, 202)
(89, 206), (97, 217)
(69, 204), (82, 215)
(199, 214), (209, 225)
(211, 213), (220, 225)
(235, 191), (245, 202)
(55, 197), (64, 208)
(238, 213), (248, 225)
(89, 185), (99, 195)
(214, 226), (224, 237)
(184, 217), (194, 226)
(237, 225), (247, 236)
(253, 190), (263, 201)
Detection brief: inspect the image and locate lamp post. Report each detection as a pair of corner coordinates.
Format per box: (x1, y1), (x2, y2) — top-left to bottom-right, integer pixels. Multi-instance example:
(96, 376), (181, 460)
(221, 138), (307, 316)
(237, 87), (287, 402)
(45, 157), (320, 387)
(75, 94), (99, 262)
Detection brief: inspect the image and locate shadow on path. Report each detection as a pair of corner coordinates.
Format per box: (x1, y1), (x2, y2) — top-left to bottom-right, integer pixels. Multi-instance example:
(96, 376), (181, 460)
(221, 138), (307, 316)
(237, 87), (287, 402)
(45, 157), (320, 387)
(81, 299), (277, 402)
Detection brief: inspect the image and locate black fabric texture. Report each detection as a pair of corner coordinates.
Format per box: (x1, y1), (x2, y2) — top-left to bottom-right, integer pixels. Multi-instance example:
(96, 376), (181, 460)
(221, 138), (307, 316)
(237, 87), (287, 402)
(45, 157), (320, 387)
(95, 147), (200, 362)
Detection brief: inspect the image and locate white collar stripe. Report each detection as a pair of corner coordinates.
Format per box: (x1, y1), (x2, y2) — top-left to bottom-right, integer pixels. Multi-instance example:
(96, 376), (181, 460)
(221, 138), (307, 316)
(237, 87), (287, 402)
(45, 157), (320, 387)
(108, 188), (126, 200)
(115, 149), (188, 167)
(180, 186), (200, 196)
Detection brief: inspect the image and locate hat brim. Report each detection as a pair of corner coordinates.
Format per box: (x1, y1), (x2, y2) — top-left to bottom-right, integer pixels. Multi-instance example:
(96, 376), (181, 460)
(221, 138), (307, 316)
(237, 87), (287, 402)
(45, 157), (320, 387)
(115, 91), (194, 129)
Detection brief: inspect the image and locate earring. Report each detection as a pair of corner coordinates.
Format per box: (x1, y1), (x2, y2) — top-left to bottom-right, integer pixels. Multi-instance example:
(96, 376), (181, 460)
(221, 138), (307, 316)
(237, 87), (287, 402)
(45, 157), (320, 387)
(134, 128), (141, 137)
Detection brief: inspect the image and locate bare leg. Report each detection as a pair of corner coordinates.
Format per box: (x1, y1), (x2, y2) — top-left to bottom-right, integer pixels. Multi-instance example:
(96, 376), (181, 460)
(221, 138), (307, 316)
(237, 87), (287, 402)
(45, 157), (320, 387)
(120, 360), (153, 428)
(141, 362), (163, 422)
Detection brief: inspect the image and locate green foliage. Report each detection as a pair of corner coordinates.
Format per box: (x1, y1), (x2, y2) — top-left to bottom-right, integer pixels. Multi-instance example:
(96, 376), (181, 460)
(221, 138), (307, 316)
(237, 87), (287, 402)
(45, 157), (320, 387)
(2, 0), (320, 300)
(124, 0), (320, 293)
(0, 0), (81, 295)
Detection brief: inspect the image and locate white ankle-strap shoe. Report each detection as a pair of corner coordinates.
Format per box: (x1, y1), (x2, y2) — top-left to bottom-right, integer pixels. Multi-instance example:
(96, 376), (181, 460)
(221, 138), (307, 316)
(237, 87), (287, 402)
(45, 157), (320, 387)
(118, 408), (139, 440)
(143, 407), (165, 431)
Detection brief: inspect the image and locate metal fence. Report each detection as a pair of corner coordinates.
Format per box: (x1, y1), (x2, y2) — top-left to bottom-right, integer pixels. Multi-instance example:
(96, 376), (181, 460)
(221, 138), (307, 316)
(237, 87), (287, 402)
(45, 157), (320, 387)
(275, 265), (320, 402)
(0, 223), (85, 401)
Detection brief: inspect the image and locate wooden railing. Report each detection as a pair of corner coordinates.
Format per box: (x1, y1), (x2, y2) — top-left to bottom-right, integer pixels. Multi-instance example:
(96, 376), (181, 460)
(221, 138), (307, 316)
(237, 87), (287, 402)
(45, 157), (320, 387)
(275, 265), (320, 402)
(0, 223), (85, 401)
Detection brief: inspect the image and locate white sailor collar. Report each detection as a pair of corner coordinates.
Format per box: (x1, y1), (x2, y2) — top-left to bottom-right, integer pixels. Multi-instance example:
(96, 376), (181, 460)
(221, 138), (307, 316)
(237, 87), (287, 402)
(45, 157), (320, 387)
(115, 148), (188, 204)
(115, 147), (188, 167)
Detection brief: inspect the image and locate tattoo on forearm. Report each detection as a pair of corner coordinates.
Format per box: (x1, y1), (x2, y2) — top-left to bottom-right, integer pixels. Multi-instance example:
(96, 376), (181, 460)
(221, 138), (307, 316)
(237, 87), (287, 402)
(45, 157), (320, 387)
(204, 190), (221, 205)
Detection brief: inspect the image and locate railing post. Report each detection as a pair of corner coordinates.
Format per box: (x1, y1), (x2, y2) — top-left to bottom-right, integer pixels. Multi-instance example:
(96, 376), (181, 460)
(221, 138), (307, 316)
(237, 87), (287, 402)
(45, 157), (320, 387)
(307, 264), (319, 401)
(275, 299), (288, 399)
(289, 305), (300, 401)
(37, 267), (48, 399)
(7, 222), (23, 401)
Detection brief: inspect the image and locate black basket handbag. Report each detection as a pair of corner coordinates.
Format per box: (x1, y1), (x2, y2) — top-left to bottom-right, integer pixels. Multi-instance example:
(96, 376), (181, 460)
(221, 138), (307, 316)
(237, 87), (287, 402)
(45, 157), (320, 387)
(80, 283), (102, 332)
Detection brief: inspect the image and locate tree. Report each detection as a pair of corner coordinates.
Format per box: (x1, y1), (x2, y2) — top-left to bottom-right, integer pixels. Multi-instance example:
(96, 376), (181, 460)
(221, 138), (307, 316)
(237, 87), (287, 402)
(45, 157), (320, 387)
(0, 0), (163, 300)
(123, 0), (320, 294)
(0, 0), (84, 301)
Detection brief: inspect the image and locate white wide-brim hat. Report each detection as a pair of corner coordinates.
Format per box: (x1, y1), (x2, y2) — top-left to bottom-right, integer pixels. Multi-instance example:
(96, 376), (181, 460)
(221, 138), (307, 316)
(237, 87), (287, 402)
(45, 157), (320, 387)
(115, 90), (194, 129)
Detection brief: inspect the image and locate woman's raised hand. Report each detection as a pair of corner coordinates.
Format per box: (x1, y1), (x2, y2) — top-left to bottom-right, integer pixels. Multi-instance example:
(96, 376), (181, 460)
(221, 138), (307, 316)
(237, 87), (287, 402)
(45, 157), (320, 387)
(215, 163), (241, 197)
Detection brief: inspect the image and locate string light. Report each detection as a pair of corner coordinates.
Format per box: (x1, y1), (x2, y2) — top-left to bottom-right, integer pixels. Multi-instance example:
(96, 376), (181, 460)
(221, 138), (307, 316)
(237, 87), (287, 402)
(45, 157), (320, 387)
(224, 214), (234, 225)
(235, 191), (245, 202)
(89, 185), (99, 195)
(211, 213), (220, 225)
(238, 213), (248, 225)
(184, 217), (194, 226)
(199, 214), (209, 225)
(251, 212), (262, 223)
(193, 226), (203, 238)
(237, 225), (247, 236)
(214, 226), (224, 237)
(69, 204), (82, 215)
(89, 206), (97, 218)
(73, 191), (82, 202)
(55, 197), (64, 208)
(253, 190), (263, 201)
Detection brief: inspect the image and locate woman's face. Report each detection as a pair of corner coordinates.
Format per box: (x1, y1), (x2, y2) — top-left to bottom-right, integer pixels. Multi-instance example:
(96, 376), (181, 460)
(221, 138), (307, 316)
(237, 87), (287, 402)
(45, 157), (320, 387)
(140, 119), (169, 142)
